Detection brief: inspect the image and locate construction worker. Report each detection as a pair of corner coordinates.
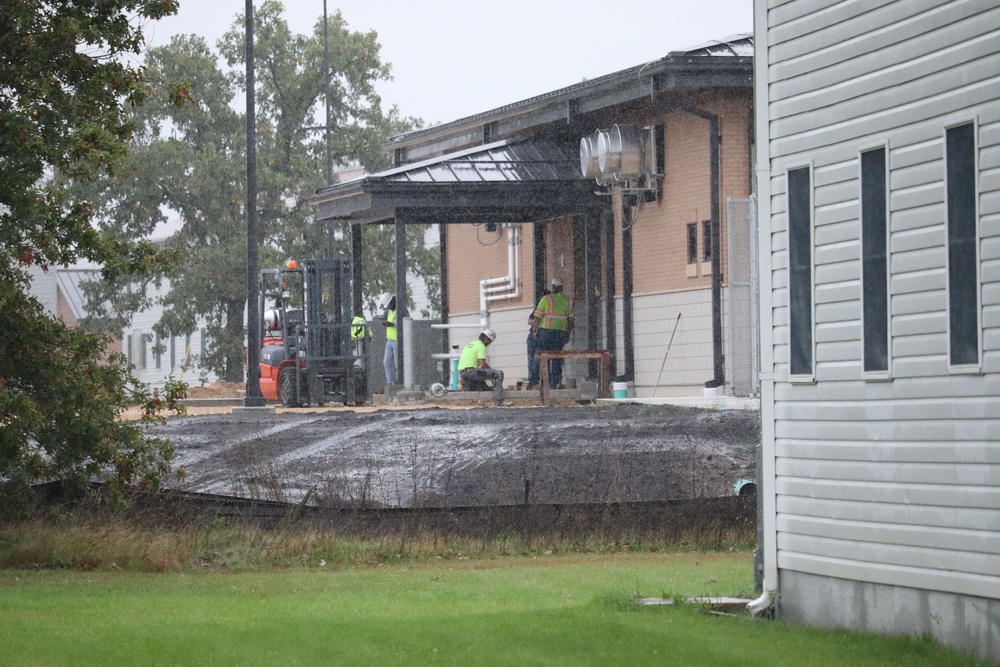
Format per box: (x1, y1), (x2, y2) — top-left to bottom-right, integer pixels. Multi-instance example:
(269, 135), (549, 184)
(351, 311), (370, 367)
(527, 276), (573, 389)
(458, 328), (504, 405)
(378, 293), (398, 385)
(525, 287), (549, 389)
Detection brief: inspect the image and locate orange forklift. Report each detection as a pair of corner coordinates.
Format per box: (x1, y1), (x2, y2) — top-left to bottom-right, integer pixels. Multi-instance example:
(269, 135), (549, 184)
(257, 258), (365, 406)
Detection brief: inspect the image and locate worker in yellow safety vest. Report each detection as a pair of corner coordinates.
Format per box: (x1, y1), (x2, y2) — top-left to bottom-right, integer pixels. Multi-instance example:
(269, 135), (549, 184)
(458, 328), (504, 405)
(378, 293), (398, 385)
(527, 276), (574, 389)
(351, 312), (370, 369)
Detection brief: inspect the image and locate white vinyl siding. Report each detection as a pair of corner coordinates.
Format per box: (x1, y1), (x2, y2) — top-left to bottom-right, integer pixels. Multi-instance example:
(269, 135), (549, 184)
(761, 0), (1000, 604)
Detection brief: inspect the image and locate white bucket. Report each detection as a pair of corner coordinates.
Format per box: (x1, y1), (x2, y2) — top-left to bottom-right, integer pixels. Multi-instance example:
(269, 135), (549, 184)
(612, 381), (629, 399)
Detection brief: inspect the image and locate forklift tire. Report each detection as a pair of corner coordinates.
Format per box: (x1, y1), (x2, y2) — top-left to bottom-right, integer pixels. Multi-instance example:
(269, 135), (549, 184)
(279, 367), (303, 407)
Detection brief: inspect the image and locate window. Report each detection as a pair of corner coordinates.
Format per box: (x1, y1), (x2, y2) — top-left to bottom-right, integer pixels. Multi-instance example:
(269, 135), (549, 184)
(170, 335), (176, 369)
(199, 328), (207, 367)
(702, 220), (713, 263)
(787, 166), (813, 377)
(946, 122), (979, 367)
(686, 223), (698, 264)
(126, 333), (133, 364)
(154, 333), (162, 370)
(139, 332), (147, 370)
(861, 147), (889, 374)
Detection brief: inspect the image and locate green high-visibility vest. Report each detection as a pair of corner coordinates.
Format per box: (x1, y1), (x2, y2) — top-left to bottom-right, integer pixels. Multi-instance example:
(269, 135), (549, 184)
(351, 316), (370, 340)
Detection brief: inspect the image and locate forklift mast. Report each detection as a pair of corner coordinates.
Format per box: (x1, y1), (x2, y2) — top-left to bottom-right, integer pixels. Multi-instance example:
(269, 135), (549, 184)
(258, 258), (364, 406)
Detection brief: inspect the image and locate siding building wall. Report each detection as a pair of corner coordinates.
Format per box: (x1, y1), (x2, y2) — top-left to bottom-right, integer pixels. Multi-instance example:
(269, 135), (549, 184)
(755, 1), (1000, 661)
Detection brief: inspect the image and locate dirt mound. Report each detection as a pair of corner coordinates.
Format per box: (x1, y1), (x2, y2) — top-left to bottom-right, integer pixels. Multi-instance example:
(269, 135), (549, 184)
(186, 381), (244, 399)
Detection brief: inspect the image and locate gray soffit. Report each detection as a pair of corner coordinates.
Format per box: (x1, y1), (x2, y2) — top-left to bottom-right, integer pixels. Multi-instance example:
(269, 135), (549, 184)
(313, 137), (601, 223)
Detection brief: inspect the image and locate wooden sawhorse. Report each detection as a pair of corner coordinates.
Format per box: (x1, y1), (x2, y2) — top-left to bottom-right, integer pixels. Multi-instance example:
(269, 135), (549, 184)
(538, 349), (611, 406)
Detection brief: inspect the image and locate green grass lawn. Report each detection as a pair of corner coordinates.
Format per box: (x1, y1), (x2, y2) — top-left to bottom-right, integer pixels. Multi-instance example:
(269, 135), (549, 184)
(0, 552), (988, 667)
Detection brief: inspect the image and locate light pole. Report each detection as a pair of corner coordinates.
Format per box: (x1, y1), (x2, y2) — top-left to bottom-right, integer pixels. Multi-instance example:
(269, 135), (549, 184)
(244, 0), (266, 407)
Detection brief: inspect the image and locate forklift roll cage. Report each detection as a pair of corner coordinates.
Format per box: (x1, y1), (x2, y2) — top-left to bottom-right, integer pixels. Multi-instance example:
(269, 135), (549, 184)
(258, 258), (363, 406)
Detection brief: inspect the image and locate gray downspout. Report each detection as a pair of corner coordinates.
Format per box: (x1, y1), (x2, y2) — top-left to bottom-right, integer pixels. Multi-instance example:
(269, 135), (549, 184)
(603, 209), (617, 376)
(622, 204), (635, 382)
(708, 114), (724, 389)
(659, 101), (725, 390)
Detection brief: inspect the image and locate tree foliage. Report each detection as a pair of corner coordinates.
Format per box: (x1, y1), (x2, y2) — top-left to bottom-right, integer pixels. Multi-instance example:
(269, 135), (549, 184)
(78, 1), (436, 381)
(0, 0), (183, 512)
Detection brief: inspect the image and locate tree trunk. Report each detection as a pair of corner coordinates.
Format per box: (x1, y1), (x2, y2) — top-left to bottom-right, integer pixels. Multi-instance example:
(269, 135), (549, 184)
(223, 298), (246, 383)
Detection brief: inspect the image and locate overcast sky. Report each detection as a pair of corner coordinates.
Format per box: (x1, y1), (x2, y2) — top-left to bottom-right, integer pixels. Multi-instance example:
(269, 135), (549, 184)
(145, 1), (753, 126)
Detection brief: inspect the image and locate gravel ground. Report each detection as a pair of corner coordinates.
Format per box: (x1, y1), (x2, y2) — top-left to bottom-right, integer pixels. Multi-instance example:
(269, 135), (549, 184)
(154, 403), (761, 508)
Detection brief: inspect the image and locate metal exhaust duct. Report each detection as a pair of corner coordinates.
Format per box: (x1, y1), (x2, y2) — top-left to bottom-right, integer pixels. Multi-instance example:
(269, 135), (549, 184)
(597, 124), (644, 178)
(579, 135), (600, 180)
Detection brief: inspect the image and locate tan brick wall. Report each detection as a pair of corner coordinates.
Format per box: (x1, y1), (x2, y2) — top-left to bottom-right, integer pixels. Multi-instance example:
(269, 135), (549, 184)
(611, 90), (752, 297)
(446, 222), (535, 317)
(543, 217), (576, 296)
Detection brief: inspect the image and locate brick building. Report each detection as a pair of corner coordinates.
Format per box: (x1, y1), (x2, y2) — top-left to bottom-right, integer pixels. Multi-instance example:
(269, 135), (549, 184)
(313, 34), (754, 397)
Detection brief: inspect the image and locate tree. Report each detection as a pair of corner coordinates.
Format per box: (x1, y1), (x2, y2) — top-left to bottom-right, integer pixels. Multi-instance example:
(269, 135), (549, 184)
(0, 0), (183, 511)
(78, 1), (436, 382)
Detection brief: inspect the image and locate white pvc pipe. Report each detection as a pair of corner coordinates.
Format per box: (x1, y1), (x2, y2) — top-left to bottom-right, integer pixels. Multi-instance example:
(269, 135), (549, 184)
(476, 225), (523, 335)
(430, 323), (483, 329)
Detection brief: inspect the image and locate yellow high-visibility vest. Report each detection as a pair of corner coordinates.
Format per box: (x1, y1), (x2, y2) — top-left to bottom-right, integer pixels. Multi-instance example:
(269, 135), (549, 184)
(532, 293), (572, 331)
(351, 316), (370, 340)
(386, 309), (397, 341)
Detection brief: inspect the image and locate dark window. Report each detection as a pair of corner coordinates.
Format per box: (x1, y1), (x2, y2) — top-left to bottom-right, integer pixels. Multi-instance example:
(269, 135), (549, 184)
(126, 334), (133, 364)
(154, 333), (162, 370)
(687, 223), (698, 264)
(139, 333), (147, 370)
(861, 147), (889, 373)
(788, 167), (813, 376)
(702, 220), (713, 263)
(946, 123), (979, 366)
(170, 336), (176, 368)
(199, 328), (207, 367)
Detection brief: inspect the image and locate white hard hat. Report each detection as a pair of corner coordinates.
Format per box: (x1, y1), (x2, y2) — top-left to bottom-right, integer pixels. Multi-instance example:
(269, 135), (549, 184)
(377, 292), (393, 309)
(263, 309), (281, 330)
(481, 328), (496, 341)
(551, 275), (564, 287)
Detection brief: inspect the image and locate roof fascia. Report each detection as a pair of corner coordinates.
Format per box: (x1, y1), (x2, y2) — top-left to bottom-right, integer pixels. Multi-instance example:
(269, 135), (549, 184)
(389, 55), (752, 159)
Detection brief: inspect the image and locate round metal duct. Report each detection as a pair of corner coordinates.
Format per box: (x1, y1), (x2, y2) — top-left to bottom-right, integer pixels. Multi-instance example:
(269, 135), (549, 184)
(597, 124), (643, 177)
(579, 135), (600, 179)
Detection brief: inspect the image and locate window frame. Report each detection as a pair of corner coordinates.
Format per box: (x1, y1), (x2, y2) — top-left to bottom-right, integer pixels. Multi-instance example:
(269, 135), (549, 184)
(786, 163), (815, 382)
(702, 219), (713, 263)
(943, 119), (982, 373)
(860, 143), (891, 380)
(686, 222), (698, 264)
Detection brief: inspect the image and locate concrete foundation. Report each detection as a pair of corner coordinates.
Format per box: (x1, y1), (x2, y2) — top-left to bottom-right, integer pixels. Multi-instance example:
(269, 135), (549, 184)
(779, 570), (1000, 664)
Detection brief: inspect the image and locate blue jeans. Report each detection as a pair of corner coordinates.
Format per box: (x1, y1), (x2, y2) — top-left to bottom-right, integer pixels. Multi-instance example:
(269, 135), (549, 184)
(531, 329), (569, 387)
(527, 331), (540, 385)
(383, 339), (398, 385)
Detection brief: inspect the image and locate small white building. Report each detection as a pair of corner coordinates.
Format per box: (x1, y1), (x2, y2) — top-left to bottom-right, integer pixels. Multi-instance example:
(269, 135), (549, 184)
(122, 276), (219, 390)
(754, 0), (999, 662)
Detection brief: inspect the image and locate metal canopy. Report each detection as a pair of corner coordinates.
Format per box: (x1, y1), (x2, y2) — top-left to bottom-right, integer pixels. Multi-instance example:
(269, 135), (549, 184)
(312, 137), (601, 224)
